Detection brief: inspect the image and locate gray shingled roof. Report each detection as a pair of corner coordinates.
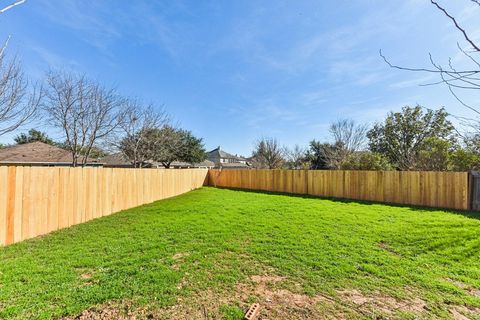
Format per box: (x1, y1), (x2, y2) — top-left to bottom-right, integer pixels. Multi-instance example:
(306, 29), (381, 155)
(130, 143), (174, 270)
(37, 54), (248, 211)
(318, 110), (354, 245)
(219, 162), (250, 168)
(170, 159), (215, 168)
(207, 147), (247, 161)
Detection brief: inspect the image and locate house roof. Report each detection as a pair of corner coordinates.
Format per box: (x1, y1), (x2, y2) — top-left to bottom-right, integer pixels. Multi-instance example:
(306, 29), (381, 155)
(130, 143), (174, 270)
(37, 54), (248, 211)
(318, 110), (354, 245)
(101, 153), (132, 166)
(219, 162), (250, 168)
(101, 153), (215, 168)
(170, 159), (215, 168)
(207, 146), (247, 161)
(0, 142), (98, 165)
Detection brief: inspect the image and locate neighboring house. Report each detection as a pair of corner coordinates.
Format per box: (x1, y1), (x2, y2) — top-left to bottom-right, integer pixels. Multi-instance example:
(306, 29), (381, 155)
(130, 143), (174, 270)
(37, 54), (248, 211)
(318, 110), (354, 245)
(246, 156), (262, 169)
(101, 153), (135, 168)
(0, 142), (101, 167)
(143, 159), (215, 169)
(101, 153), (215, 169)
(167, 160), (215, 169)
(207, 146), (250, 169)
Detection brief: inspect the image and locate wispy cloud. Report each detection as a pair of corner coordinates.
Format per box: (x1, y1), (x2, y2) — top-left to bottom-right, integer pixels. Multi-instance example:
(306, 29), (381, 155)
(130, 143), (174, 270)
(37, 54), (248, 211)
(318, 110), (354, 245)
(35, 0), (193, 61)
(37, 0), (121, 52)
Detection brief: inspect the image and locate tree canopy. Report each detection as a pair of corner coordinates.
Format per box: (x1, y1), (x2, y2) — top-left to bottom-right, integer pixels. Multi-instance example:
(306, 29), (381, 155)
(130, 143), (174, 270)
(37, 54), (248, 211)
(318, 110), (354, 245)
(367, 106), (454, 170)
(14, 129), (55, 145)
(120, 126), (206, 168)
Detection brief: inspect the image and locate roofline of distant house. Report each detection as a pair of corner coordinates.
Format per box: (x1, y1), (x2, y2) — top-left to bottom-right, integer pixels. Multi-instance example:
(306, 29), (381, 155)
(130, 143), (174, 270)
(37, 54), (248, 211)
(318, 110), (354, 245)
(0, 161), (104, 166)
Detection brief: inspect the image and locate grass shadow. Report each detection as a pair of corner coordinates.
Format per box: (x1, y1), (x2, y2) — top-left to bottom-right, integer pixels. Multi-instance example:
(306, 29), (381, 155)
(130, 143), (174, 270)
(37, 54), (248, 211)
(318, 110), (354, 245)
(210, 186), (480, 221)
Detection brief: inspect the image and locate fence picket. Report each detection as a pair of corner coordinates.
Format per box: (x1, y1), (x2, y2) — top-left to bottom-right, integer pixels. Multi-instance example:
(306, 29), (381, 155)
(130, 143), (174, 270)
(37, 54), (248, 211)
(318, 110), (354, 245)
(0, 167), (208, 246)
(208, 169), (469, 211)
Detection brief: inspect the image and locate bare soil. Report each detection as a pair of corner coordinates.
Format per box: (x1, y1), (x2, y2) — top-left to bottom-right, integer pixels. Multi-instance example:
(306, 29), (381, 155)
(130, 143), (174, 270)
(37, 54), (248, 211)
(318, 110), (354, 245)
(64, 274), (480, 320)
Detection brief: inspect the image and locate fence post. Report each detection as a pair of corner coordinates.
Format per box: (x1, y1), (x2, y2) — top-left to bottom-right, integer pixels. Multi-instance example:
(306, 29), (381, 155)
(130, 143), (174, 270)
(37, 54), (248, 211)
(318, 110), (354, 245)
(470, 171), (480, 211)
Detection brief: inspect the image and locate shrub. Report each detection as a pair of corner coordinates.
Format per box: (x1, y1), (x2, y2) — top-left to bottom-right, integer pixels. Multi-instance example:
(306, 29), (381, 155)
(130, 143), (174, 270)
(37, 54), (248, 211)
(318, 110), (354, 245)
(340, 152), (393, 171)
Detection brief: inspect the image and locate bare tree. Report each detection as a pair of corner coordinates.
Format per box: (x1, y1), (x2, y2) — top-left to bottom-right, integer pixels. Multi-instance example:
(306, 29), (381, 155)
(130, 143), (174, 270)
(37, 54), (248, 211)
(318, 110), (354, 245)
(42, 71), (125, 166)
(330, 119), (368, 152)
(0, 54), (41, 137)
(117, 100), (170, 167)
(252, 137), (286, 169)
(381, 0), (480, 129)
(327, 119), (368, 168)
(285, 144), (307, 169)
(0, 0), (41, 137)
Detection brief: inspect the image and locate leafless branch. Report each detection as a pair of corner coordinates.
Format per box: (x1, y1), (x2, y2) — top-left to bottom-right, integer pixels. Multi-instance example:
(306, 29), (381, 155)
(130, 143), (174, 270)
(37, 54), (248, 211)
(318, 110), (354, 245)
(42, 71), (125, 166)
(0, 54), (41, 137)
(430, 0), (479, 51)
(330, 119), (368, 152)
(252, 137), (285, 169)
(0, 35), (11, 58)
(324, 119), (368, 169)
(380, 50), (480, 77)
(117, 99), (170, 167)
(0, 0), (26, 14)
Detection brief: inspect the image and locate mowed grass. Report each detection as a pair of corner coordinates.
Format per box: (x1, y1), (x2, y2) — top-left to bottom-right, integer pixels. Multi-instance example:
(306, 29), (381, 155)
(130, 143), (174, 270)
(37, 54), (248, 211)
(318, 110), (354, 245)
(1, 187), (480, 319)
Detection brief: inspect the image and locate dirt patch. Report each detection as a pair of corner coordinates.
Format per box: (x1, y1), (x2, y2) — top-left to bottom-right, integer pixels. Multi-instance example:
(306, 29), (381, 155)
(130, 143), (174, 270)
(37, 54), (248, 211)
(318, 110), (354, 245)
(235, 275), (343, 319)
(450, 308), (470, 320)
(250, 274), (286, 283)
(468, 287), (480, 298)
(160, 289), (235, 320)
(80, 273), (92, 280)
(172, 252), (190, 270)
(66, 274), (479, 320)
(62, 301), (138, 320)
(77, 271), (99, 287)
(449, 305), (480, 320)
(447, 278), (469, 289)
(446, 278), (480, 298)
(158, 274), (339, 319)
(172, 252), (190, 260)
(338, 288), (427, 316)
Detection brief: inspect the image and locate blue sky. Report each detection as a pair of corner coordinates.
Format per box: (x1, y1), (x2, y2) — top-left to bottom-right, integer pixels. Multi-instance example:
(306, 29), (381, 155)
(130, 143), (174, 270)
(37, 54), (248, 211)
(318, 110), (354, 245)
(1, 0), (479, 155)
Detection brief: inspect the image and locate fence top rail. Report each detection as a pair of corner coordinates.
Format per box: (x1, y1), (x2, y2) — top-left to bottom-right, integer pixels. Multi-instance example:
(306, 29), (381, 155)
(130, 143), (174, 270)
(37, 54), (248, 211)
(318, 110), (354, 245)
(0, 165), (208, 170)
(209, 168), (469, 174)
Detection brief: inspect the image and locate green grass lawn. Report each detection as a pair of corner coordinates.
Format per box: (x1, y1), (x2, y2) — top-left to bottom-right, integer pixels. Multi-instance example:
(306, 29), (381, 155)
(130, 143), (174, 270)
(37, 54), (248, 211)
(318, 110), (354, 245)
(1, 187), (480, 319)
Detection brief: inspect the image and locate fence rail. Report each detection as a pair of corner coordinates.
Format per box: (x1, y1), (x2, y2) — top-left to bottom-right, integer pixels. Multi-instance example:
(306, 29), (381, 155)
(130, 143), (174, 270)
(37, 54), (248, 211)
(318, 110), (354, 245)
(0, 167), (208, 246)
(208, 169), (470, 211)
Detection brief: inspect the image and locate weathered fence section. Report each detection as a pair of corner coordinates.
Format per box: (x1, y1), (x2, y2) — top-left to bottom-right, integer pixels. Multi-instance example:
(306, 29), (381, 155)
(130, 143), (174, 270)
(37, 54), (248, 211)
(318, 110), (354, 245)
(208, 169), (470, 211)
(0, 167), (208, 246)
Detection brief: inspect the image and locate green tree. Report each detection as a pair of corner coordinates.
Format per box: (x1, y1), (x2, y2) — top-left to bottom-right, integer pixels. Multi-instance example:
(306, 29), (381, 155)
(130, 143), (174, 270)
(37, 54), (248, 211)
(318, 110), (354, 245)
(154, 126), (183, 168)
(450, 148), (480, 171)
(367, 105), (454, 170)
(14, 129), (56, 145)
(415, 137), (453, 171)
(340, 152), (393, 171)
(448, 135), (480, 171)
(177, 130), (206, 165)
(154, 126), (206, 168)
(305, 140), (342, 170)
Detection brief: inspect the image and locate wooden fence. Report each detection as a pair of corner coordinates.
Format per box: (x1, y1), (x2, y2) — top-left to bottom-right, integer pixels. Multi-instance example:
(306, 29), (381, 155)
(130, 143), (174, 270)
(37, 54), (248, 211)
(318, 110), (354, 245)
(0, 167), (472, 246)
(0, 167), (208, 246)
(208, 169), (470, 211)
